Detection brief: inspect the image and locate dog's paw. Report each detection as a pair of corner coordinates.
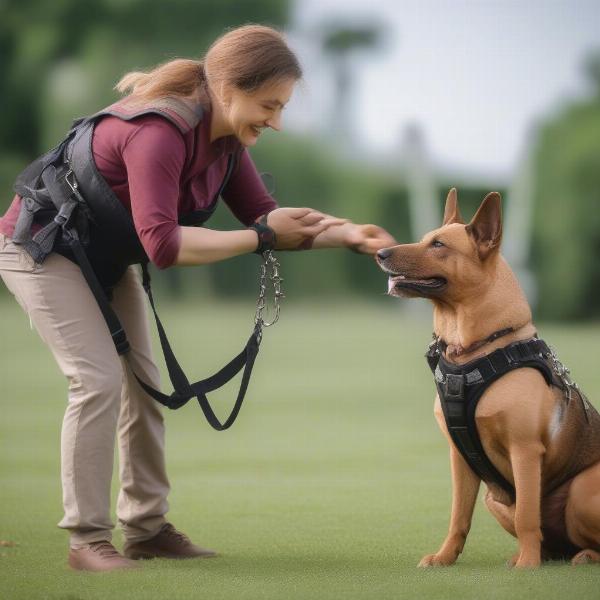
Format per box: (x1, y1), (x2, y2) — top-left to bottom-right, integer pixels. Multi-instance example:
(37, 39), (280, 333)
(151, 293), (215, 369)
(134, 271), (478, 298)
(418, 553), (456, 567)
(572, 549), (600, 565)
(506, 552), (519, 567)
(514, 554), (541, 568)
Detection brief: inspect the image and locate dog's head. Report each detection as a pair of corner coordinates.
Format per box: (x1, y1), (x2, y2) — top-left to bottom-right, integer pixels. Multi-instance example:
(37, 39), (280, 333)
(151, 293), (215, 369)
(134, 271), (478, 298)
(376, 189), (503, 300)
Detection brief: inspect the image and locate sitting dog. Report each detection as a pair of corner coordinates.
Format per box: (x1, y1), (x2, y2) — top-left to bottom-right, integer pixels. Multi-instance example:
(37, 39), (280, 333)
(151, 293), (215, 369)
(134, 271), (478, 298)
(376, 189), (600, 567)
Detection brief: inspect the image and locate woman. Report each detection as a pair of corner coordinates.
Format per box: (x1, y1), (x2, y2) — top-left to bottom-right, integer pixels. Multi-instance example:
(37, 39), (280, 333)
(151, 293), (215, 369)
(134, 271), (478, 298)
(0, 24), (395, 572)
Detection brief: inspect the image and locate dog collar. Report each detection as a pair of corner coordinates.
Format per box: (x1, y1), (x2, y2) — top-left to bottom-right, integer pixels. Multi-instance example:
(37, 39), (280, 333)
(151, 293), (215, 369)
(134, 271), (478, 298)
(432, 327), (515, 359)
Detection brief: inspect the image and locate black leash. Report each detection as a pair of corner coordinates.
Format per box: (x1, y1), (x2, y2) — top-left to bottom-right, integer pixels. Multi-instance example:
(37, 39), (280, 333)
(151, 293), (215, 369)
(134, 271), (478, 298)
(66, 227), (280, 431)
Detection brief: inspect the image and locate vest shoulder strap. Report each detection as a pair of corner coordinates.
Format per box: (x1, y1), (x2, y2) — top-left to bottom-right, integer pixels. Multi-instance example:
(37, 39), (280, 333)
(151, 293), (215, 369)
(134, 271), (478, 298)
(92, 96), (204, 134)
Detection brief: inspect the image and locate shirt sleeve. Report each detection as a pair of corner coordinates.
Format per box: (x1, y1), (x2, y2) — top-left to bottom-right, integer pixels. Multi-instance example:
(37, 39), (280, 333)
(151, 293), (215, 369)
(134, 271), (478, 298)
(222, 148), (279, 226)
(121, 118), (185, 269)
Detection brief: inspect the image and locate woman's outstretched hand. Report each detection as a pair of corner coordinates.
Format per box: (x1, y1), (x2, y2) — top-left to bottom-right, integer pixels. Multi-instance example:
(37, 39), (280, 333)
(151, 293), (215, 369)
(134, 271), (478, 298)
(311, 221), (397, 254)
(266, 207), (347, 250)
(340, 223), (397, 255)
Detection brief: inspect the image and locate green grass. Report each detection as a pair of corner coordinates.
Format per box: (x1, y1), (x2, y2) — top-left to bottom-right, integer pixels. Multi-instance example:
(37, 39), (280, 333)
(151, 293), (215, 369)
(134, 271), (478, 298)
(2, 296), (600, 599)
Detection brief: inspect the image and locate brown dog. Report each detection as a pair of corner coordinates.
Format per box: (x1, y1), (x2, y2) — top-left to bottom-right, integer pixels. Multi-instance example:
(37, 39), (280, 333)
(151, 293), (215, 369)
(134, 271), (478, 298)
(376, 189), (600, 568)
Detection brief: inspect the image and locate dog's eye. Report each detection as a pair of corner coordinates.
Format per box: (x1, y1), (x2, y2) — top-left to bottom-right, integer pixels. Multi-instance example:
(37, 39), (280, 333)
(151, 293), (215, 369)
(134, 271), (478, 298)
(431, 240), (445, 248)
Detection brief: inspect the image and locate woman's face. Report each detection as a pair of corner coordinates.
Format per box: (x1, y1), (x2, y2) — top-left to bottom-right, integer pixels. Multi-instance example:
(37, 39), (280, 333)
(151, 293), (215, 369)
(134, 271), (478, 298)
(223, 78), (296, 146)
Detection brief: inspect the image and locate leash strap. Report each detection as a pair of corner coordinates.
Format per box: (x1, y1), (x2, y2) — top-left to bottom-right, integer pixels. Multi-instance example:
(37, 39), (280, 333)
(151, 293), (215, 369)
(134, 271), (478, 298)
(67, 231), (261, 430)
(137, 262), (262, 430)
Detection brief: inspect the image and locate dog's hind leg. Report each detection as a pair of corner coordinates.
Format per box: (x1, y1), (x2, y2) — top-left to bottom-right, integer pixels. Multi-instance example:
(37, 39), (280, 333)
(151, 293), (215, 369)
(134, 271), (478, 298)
(484, 491), (516, 536)
(483, 491), (522, 565)
(565, 461), (600, 565)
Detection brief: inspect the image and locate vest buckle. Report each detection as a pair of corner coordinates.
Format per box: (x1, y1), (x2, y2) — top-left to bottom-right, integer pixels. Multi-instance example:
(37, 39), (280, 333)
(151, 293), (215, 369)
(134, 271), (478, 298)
(445, 373), (465, 401)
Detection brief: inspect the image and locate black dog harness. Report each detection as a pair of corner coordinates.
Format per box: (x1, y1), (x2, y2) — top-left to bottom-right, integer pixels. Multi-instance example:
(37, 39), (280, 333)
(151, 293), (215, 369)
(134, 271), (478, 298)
(425, 334), (591, 497)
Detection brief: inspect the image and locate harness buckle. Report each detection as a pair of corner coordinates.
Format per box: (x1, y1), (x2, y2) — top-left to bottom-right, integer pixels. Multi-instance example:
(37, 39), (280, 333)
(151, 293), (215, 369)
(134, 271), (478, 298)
(445, 373), (465, 401)
(111, 328), (130, 355)
(22, 196), (38, 212)
(504, 346), (520, 364)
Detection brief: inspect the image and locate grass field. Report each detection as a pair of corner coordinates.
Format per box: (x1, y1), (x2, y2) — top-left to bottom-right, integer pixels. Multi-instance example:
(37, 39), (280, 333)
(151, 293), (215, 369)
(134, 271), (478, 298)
(2, 296), (600, 599)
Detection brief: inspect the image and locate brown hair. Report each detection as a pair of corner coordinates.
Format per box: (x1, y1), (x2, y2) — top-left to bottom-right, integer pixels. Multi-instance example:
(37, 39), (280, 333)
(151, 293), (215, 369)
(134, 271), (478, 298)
(115, 24), (302, 101)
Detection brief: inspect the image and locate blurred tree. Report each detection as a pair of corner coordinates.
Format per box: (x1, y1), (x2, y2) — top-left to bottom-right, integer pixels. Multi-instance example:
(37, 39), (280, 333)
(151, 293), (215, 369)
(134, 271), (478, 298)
(531, 48), (600, 320)
(320, 22), (385, 145)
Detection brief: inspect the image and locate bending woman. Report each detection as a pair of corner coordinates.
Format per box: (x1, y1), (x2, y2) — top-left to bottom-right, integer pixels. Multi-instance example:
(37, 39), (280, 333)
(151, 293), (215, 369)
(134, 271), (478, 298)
(0, 24), (395, 572)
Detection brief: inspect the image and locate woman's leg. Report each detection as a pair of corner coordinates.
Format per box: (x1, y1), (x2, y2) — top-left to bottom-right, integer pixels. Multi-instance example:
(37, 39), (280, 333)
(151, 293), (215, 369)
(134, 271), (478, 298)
(0, 235), (123, 547)
(110, 266), (170, 543)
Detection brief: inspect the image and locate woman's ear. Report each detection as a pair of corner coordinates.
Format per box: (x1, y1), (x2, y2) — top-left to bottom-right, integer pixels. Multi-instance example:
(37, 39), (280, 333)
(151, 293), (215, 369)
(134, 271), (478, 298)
(219, 82), (233, 109)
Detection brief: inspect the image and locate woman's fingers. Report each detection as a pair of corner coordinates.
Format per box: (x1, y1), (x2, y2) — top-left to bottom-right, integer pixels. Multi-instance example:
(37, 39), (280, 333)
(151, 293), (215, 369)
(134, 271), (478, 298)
(286, 207), (313, 218)
(300, 221), (333, 238)
(319, 217), (350, 228)
(345, 224), (397, 254)
(299, 211), (327, 226)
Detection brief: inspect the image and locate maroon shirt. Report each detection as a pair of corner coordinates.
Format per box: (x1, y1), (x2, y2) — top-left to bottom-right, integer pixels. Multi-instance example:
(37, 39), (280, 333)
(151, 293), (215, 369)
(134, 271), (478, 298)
(0, 111), (278, 268)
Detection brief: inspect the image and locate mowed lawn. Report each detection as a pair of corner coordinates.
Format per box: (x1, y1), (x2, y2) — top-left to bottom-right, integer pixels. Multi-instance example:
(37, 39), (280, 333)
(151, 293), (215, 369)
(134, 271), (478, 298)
(1, 296), (600, 600)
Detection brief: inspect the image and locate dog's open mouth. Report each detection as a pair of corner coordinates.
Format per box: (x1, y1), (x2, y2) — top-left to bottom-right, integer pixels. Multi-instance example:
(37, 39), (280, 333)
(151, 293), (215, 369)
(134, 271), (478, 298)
(387, 274), (447, 296)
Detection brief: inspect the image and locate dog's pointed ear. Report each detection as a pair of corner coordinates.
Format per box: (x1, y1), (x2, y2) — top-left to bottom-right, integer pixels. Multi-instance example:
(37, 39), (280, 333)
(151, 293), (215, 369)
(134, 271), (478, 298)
(466, 192), (503, 260)
(442, 188), (464, 225)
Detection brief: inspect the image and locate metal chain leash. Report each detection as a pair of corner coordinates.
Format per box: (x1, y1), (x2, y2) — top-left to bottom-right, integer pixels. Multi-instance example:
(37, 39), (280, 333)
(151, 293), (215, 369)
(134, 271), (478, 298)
(547, 345), (591, 420)
(254, 250), (285, 342)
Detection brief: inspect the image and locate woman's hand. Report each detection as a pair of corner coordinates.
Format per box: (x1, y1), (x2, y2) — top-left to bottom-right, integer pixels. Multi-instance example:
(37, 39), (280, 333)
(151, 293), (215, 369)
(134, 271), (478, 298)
(340, 222), (397, 254)
(312, 221), (397, 254)
(266, 207), (346, 250)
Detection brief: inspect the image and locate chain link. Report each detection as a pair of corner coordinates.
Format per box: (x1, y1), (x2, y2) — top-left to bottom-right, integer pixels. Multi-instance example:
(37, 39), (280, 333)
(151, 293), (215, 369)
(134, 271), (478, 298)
(547, 345), (591, 417)
(548, 346), (577, 390)
(254, 251), (284, 341)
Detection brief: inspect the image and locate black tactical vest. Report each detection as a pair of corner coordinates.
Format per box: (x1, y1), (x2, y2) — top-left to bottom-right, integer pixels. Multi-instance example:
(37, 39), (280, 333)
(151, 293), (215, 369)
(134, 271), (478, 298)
(12, 96), (235, 290)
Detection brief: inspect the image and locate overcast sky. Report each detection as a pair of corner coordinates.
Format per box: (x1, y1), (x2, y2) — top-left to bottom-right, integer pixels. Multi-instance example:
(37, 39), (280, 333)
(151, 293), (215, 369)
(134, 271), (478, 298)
(285, 0), (600, 179)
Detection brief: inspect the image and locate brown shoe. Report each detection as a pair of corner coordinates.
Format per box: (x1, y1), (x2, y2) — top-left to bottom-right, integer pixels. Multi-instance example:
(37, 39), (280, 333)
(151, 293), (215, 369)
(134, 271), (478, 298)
(123, 523), (217, 560)
(68, 541), (139, 572)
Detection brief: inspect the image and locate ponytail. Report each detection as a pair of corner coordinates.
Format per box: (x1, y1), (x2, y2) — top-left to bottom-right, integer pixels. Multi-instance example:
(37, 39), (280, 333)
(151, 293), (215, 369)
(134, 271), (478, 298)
(115, 59), (205, 102)
(115, 25), (301, 103)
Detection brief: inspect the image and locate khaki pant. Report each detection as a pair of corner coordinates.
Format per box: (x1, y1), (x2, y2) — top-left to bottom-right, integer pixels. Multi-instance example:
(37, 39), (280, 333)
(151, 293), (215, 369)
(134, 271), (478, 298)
(0, 234), (170, 548)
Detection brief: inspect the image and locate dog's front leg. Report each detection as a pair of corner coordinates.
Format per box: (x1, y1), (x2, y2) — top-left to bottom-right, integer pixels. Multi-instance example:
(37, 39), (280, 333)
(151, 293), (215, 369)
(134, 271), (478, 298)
(510, 443), (544, 568)
(418, 443), (480, 567)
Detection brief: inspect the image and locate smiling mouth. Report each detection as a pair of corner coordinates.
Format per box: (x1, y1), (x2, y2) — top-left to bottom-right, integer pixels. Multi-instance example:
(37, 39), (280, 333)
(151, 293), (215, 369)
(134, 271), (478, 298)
(250, 125), (264, 137)
(387, 274), (447, 295)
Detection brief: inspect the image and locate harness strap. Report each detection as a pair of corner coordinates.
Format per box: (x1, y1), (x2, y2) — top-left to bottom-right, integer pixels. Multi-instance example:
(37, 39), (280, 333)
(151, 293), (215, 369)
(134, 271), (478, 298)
(66, 231), (259, 430)
(67, 232), (130, 354)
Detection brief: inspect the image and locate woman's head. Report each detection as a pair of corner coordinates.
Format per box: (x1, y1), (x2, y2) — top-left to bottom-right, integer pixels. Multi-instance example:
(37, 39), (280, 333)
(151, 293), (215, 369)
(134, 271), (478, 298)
(116, 24), (302, 145)
(204, 25), (301, 146)
(203, 25), (301, 95)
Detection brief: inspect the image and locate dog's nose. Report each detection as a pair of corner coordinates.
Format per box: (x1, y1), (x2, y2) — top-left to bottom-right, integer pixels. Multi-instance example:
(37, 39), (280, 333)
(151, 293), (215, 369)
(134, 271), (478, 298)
(377, 248), (393, 261)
